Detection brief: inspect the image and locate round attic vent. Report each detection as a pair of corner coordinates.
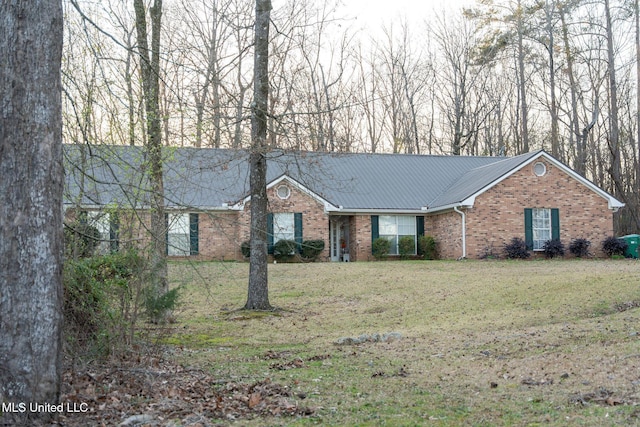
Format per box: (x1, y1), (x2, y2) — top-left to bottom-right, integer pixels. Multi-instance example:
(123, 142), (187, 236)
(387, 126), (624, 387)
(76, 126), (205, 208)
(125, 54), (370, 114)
(533, 162), (547, 177)
(276, 184), (291, 199)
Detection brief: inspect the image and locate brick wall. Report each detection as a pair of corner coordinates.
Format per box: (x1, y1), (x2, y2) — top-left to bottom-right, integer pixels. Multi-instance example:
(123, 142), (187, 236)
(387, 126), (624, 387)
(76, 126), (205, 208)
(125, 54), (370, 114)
(66, 158), (615, 262)
(238, 181), (330, 260)
(350, 215), (372, 261)
(195, 212), (240, 260)
(464, 159), (614, 258)
(426, 211), (462, 259)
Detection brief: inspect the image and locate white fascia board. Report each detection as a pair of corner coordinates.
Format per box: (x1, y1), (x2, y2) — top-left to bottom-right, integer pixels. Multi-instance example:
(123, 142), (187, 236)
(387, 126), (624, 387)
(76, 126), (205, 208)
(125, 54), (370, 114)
(537, 152), (625, 210)
(439, 151), (624, 212)
(63, 203), (103, 209)
(66, 202), (240, 211)
(167, 206), (241, 212)
(326, 207), (428, 215)
(422, 202), (473, 214)
(232, 174), (339, 211)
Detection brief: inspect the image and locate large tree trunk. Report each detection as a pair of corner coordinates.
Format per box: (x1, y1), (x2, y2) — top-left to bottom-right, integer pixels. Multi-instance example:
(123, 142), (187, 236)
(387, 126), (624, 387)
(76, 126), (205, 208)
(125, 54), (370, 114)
(0, 0), (64, 423)
(245, 0), (273, 310)
(134, 0), (168, 298)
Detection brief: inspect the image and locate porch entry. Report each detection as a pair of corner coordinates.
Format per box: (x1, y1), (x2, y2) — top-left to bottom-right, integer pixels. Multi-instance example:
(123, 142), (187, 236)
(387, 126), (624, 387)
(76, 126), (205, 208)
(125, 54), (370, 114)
(330, 217), (350, 262)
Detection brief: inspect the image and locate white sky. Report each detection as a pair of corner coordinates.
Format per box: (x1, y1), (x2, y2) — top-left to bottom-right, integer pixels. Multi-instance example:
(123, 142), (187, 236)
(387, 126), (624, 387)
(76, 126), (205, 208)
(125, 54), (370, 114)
(339, 0), (475, 31)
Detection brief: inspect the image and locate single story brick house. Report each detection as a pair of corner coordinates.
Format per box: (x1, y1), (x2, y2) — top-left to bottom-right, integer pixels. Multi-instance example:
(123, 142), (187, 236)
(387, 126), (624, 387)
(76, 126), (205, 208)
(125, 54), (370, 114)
(63, 145), (623, 260)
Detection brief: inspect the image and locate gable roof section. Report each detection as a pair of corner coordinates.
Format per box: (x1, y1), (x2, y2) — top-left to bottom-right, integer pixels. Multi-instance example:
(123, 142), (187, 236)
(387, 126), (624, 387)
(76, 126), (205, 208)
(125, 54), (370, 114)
(426, 150), (624, 212)
(288, 152), (499, 211)
(427, 151), (541, 210)
(63, 145), (623, 212)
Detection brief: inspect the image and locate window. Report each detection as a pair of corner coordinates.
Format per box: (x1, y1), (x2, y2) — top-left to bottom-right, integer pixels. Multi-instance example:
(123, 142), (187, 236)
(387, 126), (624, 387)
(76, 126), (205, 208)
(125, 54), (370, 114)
(276, 185), (291, 200)
(374, 215), (418, 255)
(532, 208), (551, 250)
(273, 212), (295, 242)
(166, 213), (198, 256)
(533, 162), (546, 177)
(86, 211), (118, 254)
(525, 208), (559, 251)
(267, 212), (303, 254)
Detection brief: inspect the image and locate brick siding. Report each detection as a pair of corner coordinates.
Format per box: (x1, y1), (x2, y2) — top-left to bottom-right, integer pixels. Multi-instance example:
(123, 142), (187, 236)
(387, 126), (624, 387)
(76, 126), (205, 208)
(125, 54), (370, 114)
(65, 159), (616, 261)
(238, 181), (330, 261)
(430, 159), (615, 259)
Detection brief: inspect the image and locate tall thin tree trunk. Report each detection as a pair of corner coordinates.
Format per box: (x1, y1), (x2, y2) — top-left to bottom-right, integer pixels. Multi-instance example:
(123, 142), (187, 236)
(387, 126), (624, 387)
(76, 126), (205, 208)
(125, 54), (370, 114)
(636, 0), (640, 229)
(560, 4), (584, 174)
(125, 32), (136, 146)
(517, 0), (529, 153)
(0, 1), (64, 423)
(134, 0), (168, 298)
(604, 0), (623, 200)
(245, 0), (273, 310)
(546, 1), (559, 158)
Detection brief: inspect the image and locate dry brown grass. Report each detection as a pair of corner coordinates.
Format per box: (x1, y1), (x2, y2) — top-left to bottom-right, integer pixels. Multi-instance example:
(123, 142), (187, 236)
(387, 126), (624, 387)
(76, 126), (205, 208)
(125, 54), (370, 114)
(167, 259), (640, 426)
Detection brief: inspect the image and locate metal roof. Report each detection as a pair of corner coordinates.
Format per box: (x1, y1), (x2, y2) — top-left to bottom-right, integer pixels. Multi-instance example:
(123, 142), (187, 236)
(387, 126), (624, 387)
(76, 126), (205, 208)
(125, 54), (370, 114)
(63, 145), (618, 212)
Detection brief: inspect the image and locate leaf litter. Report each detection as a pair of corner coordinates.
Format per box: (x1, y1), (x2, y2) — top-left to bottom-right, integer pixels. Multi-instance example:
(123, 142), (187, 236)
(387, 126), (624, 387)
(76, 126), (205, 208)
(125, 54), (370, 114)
(56, 355), (315, 426)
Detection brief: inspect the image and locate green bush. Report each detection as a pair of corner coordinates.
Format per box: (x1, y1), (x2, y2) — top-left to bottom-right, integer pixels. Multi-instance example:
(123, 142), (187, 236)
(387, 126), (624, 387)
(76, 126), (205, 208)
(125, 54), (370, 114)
(398, 236), (415, 259)
(64, 221), (101, 258)
(63, 249), (148, 359)
(418, 235), (438, 260)
(372, 238), (391, 260)
(145, 287), (180, 322)
(274, 239), (297, 260)
(240, 240), (250, 258)
(301, 239), (325, 260)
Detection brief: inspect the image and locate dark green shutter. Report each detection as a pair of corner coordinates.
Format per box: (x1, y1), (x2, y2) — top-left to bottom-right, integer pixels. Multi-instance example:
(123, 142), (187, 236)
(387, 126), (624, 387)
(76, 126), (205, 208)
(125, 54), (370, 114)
(189, 213), (199, 255)
(416, 216), (424, 237)
(294, 213), (303, 253)
(551, 208), (560, 240)
(524, 208), (533, 250)
(371, 215), (379, 254)
(267, 213), (274, 254)
(165, 213), (169, 256)
(78, 210), (88, 224)
(109, 212), (119, 252)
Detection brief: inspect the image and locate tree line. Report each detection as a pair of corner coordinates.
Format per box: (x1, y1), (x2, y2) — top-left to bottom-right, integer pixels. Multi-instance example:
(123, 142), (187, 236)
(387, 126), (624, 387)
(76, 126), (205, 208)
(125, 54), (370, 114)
(63, 0), (640, 233)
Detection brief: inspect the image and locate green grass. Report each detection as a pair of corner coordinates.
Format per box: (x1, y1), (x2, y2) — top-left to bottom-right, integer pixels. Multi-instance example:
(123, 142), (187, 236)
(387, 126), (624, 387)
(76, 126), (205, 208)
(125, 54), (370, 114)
(167, 259), (640, 426)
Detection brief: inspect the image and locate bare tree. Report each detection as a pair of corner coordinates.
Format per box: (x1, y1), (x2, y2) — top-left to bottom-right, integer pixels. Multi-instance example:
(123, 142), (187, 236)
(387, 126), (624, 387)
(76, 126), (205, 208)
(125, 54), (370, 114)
(636, 0), (640, 229)
(133, 0), (169, 299)
(603, 0), (624, 198)
(0, 1), (64, 423)
(246, 0), (272, 310)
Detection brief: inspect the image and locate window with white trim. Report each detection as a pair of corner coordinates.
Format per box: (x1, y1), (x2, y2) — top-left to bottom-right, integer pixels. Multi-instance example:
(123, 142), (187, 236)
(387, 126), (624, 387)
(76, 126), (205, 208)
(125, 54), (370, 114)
(87, 211), (115, 254)
(532, 208), (551, 250)
(379, 215), (416, 255)
(273, 212), (295, 242)
(167, 213), (191, 256)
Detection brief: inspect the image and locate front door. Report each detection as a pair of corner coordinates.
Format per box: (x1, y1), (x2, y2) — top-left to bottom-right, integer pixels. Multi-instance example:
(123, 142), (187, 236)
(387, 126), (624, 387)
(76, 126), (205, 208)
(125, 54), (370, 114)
(330, 219), (341, 262)
(330, 218), (350, 261)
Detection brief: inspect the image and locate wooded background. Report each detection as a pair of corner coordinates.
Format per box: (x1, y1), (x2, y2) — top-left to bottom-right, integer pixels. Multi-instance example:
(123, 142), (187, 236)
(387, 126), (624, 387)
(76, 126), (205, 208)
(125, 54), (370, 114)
(63, 0), (640, 234)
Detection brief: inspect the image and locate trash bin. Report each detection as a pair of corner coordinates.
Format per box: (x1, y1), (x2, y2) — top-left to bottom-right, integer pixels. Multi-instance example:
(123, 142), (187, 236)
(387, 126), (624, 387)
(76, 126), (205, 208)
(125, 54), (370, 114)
(620, 234), (639, 258)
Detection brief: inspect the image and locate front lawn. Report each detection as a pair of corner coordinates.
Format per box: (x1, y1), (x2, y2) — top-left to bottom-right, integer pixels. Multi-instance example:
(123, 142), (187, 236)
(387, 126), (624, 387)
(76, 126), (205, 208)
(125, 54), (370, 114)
(165, 259), (640, 426)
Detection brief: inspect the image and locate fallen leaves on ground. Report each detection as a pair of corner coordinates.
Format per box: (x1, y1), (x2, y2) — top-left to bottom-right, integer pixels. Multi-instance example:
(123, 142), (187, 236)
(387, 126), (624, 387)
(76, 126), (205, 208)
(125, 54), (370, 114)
(56, 357), (314, 426)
